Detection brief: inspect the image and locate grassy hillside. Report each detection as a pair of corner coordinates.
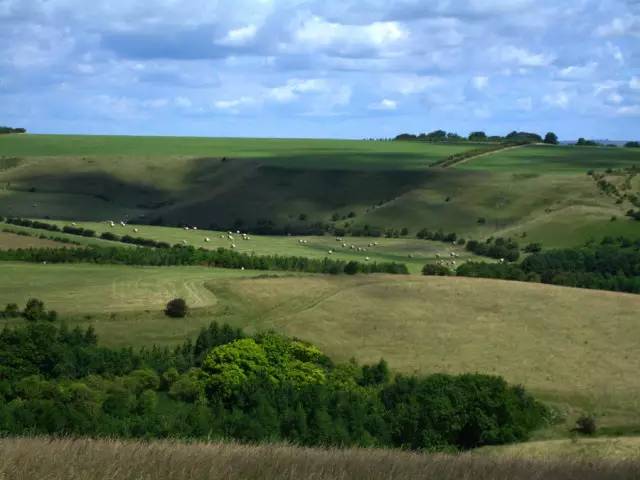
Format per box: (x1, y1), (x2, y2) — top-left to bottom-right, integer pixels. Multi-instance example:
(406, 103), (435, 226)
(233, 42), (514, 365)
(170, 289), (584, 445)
(1, 437), (637, 480)
(0, 231), (68, 249)
(2, 262), (638, 430)
(1, 135), (638, 248)
(20, 219), (481, 274)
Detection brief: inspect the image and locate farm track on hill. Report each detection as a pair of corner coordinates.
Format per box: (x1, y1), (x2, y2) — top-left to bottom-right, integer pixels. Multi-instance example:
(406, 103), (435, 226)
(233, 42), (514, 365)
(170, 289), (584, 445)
(440, 143), (532, 168)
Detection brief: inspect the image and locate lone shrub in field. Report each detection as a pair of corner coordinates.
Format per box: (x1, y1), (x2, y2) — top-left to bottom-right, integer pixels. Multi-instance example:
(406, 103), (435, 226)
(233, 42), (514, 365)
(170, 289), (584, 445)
(422, 263), (450, 276)
(575, 415), (597, 435)
(165, 298), (188, 318)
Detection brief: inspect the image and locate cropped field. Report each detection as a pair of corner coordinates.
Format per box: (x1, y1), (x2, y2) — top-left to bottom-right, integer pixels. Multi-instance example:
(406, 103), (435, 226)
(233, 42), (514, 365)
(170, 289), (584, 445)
(1, 437), (638, 480)
(0, 231), (67, 249)
(1, 135), (638, 248)
(2, 262), (638, 430)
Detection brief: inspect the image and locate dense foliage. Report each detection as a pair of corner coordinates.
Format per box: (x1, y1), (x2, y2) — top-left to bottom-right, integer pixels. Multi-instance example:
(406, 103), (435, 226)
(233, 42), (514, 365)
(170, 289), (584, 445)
(0, 306), (547, 450)
(457, 237), (640, 293)
(0, 126), (26, 134)
(465, 237), (520, 262)
(0, 244), (408, 275)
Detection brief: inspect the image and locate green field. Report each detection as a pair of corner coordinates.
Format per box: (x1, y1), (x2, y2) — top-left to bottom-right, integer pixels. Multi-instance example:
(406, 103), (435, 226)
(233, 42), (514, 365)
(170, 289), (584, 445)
(457, 144), (640, 173)
(15, 219), (481, 274)
(1, 135), (638, 248)
(2, 262), (638, 433)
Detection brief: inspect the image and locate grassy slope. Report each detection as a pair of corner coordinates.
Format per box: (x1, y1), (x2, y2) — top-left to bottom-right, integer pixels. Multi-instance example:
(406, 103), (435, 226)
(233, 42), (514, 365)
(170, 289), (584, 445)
(2, 437), (638, 480)
(2, 263), (638, 430)
(2, 135), (638, 248)
(0, 231), (68, 249)
(27, 219), (482, 274)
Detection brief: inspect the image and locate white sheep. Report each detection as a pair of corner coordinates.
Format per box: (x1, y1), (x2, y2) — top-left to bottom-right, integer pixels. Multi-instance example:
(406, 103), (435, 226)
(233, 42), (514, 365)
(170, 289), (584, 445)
(365, 257), (370, 261)
(204, 237), (210, 242)
(120, 221), (126, 227)
(181, 240), (187, 245)
(328, 250), (333, 254)
(193, 226), (198, 230)
(231, 243), (236, 248)
(133, 228), (139, 233)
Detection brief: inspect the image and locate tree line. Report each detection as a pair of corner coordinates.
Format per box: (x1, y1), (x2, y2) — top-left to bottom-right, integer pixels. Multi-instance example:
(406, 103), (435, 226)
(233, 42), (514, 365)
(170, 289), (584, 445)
(0, 244), (409, 275)
(0, 306), (548, 450)
(0, 126), (26, 134)
(425, 237), (640, 294)
(394, 130), (558, 145)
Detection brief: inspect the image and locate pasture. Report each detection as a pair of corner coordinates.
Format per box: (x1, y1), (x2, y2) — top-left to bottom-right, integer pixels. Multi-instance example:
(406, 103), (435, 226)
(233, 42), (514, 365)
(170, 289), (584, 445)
(0, 231), (68, 249)
(30, 219), (479, 274)
(456, 144), (640, 173)
(1, 135), (638, 248)
(2, 262), (638, 431)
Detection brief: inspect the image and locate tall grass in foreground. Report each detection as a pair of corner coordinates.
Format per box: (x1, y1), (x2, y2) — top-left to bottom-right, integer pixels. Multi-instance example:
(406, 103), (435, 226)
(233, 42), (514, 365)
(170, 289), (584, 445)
(0, 437), (638, 480)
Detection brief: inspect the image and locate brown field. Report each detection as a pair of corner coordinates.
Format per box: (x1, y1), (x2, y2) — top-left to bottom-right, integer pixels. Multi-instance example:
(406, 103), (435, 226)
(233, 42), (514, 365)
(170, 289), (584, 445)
(1, 437), (638, 480)
(0, 230), (67, 250)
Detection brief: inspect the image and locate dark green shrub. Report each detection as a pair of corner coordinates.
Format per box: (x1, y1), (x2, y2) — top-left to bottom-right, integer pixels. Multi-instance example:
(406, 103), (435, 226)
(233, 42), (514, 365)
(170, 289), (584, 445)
(165, 298), (188, 318)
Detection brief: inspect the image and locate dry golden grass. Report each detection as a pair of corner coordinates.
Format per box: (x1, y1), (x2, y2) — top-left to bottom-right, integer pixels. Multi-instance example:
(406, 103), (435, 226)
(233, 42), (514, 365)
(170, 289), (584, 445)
(210, 275), (640, 427)
(0, 437), (638, 480)
(0, 231), (67, 250)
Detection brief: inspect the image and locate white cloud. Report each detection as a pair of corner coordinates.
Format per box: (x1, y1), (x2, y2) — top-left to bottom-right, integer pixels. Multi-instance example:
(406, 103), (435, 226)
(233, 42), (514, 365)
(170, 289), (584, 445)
(606, 42), (624, 65)
(616, 105), (640, 116)
(289, 16), (408, 55)
(608, 92), (623, 105)
(369, 99), (397, 110)
(389, 75), (443, 95)
(491, 45), (554, 67)
(596, 17), (640, 37)
(516, 97), (533, 111)
(267, 78), (329, 102)
(143, 98), (169, 108)
(543, 91), (571, 109)
(630, 77), (640, 90)
(472, 75), (489, 90)
(218, 24), (257, 46)
(174, 96), (192, 108)
(213, 96), (255, 111)
(558, 62), (597, 79)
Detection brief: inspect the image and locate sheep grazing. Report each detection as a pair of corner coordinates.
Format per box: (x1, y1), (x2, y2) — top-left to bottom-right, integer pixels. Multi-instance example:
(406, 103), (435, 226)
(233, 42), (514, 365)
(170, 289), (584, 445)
(336, 237), (342, 242)
(220, 234), (225, 239)
(342, 243), (347, 248)
(228, 235), (234, 240)
(435, 253), (440, 259)
(365, 257), (370, 261)
(133, 228), (139, 233)
(193, 226), (198, 230)
(241, 266), (245, 271)
(327, 250), (333, 254)
(181, 240), (187, 245)
(374, 242), (378, 246)
(499, 258), (505, 264)
(204, 237), (210, 242)
(120, 221), (126, 227)
(236, 230), (240, 234)
(231, 243), (236, 248)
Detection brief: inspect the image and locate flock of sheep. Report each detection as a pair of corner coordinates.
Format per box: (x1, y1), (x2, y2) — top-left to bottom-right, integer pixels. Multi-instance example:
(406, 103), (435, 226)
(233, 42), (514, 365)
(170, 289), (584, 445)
(102, 221), (470, 264)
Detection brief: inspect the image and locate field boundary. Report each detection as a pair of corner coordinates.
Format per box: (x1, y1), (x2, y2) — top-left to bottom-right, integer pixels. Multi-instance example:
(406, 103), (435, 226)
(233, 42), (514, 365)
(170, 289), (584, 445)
(433, 143), (532, 168)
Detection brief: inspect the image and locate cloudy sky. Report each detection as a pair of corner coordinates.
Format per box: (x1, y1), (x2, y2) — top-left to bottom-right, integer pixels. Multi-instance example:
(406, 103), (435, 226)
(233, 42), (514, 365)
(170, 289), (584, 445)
(1, 0), (639, 140)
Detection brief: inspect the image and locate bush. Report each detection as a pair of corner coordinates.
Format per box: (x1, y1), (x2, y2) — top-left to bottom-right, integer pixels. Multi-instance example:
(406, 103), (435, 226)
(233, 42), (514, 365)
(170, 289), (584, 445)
(575, 415), (596, 435)
(165, 298), (188, 318)
(422, 264), (450, 276)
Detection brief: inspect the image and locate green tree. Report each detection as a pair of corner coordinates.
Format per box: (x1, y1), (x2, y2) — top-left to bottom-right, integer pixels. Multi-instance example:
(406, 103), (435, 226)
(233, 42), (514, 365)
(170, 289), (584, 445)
(543, 132), (559, 144)
(165, 298), (188, 318)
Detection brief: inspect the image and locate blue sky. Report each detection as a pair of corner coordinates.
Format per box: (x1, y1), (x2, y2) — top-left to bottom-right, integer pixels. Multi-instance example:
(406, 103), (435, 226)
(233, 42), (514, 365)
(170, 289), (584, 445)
(1, 0), (639, 140)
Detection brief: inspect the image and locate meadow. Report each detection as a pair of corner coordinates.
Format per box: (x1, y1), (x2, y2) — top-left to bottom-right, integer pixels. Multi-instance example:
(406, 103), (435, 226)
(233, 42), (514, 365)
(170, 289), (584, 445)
(1, 134), (638, 248)
(1, 437), (638, 480)
(22, 219), (480, 273)
(2, 262), (639, 434)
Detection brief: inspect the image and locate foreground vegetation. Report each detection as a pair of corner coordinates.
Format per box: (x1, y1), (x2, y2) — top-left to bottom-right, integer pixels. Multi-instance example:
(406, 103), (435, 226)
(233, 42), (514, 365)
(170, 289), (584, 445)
(2, 262), (638, 434)
(1, 437), (638, 480)
(0, 311), (546, 450)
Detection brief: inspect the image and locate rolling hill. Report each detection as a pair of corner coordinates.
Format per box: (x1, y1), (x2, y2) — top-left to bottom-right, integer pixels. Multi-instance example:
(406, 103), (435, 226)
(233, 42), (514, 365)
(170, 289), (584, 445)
(1, 135), (638, 248)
